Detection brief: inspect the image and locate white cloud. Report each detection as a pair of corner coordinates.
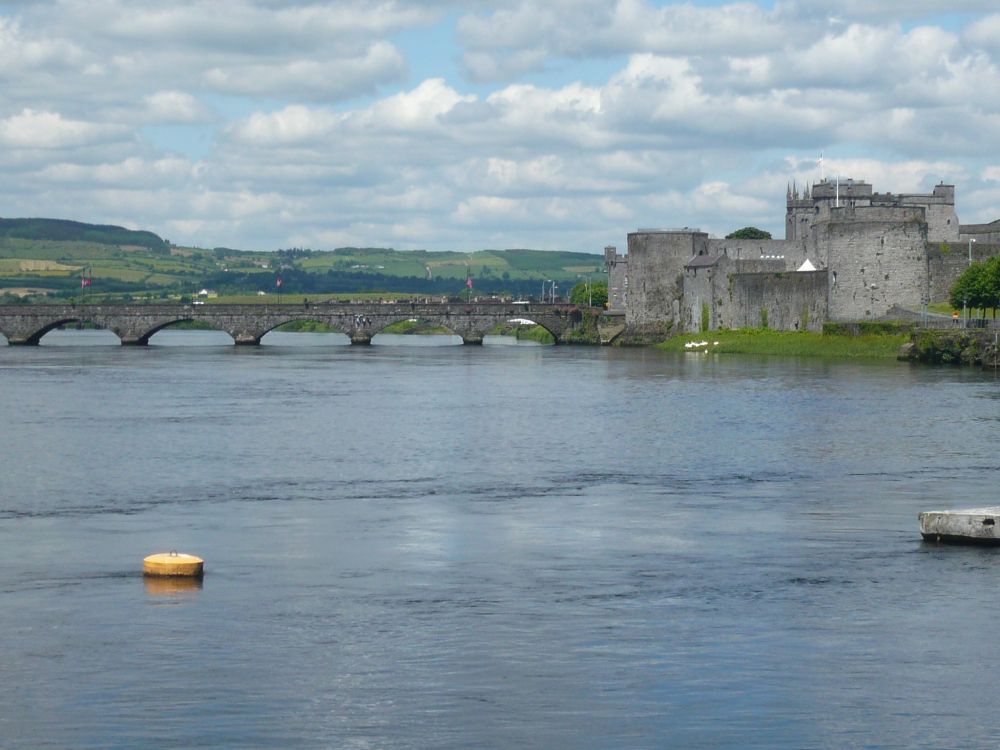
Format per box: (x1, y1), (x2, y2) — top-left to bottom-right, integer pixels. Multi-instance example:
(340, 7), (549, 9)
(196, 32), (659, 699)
(0, 109), (128, 149)
(143, 91), (214, 124)
(0, 0), (998, 252)
(201, 41), (407, 99)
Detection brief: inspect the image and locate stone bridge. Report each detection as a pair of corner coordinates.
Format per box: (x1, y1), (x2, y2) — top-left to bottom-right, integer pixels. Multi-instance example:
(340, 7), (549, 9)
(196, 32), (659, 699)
(0, 302), (582, 345)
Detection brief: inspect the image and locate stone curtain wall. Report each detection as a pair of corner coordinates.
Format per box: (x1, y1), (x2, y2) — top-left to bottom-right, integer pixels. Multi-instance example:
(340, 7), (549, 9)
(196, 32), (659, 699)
(927, 242), (1000, 303)
(707, 238), (807, 269)
(681, 259), (826, 333)
(723, 270), (828, 331)
(960, 221), (1000, 245)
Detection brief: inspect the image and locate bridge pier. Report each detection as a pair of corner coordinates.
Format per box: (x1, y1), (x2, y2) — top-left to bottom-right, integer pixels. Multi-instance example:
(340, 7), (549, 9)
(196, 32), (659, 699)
(350, 334), (372, 345)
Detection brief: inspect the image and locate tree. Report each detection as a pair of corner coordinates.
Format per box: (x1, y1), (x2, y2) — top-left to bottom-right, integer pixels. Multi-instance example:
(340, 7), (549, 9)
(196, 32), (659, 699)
(725, 227), (772, 240)
(949, 260), (1000, 317)
(569, 280), (608, 307)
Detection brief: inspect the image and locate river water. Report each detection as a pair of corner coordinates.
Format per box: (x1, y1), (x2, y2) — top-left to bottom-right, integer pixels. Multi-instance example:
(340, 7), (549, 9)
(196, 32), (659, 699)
(2, 331), (999, 749)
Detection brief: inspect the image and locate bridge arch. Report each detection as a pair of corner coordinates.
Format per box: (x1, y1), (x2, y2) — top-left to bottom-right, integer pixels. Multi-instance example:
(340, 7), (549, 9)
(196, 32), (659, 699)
(21, 317), (120, 346)
(131, 317), (236, 346)
(369, 316), (464, 345)
(259, 318), (351, 346)
(484, 318), (557, 345)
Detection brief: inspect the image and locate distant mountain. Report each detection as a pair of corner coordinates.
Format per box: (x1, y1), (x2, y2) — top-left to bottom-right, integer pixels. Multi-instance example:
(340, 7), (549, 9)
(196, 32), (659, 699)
(0, 218), (168, 252)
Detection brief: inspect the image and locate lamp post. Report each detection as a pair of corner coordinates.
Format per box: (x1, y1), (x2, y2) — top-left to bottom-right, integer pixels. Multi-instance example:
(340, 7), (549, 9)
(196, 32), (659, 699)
(969, 237), (976, 266)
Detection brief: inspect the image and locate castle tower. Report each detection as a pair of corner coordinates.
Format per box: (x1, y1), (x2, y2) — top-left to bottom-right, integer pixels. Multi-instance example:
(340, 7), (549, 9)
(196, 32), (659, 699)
(625, 229), (708, 329)
(604, 245), (627, 312)
(785, 181), (815, 241)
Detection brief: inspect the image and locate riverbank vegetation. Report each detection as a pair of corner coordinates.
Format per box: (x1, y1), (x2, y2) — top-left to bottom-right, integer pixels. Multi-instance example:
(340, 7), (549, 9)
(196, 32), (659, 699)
(381, 319), (453, 335)
(657, 326), (909, 359)
(487, 322), (556, 344)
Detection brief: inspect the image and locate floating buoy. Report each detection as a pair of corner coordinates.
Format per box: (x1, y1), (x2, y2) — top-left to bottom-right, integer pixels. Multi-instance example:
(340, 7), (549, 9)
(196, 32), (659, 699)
(143, 551), (204, 578)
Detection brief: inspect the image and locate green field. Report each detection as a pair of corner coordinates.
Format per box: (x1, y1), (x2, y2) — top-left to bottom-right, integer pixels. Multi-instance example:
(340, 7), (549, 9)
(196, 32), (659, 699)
(0, 219), (605, 303)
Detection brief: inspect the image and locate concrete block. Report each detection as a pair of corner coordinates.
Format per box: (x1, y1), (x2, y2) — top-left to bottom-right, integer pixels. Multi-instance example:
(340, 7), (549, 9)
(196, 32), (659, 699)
(919, 507), (1000, 544)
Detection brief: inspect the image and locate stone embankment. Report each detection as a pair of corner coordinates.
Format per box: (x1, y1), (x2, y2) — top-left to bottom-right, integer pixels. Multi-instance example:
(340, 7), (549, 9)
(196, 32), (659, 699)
(899, 328), (1000, 367)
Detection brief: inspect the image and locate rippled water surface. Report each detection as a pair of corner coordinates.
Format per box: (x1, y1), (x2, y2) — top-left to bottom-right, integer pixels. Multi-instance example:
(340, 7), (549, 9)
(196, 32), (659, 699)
(2, 332), (1000, 749)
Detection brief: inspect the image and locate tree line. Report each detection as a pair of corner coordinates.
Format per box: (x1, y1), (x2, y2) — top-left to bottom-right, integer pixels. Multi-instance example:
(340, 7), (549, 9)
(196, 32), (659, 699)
(950, 257), (1000, 316)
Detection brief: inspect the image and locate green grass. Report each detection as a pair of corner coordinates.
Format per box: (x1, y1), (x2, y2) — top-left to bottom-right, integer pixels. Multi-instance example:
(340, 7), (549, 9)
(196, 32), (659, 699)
(273, 320), (336, 332)
(658, 328), (908, 359)
(381, 319), (454, 335)
(487, 322), (556, 344)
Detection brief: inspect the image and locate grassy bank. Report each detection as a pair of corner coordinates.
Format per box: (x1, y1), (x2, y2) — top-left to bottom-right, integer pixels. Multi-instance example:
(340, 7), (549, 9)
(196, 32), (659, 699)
(657, 328), (908, 359)
(487, 322), (556, 344)
(381, 319), (453, 335)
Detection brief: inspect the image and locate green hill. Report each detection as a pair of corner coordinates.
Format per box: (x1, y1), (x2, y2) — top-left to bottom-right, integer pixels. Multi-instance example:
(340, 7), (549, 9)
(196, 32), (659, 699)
(0, 218), (168, 252)
(0, 218), (606, 302)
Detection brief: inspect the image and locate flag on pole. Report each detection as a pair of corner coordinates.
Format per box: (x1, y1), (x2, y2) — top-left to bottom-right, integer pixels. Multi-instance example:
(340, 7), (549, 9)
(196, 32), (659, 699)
(276, 277), (283, 288)
(466, 276), (473, 289)
(81, 276), (91, 288)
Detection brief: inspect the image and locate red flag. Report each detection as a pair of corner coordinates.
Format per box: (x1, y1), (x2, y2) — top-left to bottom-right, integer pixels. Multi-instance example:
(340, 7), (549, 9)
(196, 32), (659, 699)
(276, 277), (283, 288)
(466, 276), (473, 289)
(81, 277), (91, 288)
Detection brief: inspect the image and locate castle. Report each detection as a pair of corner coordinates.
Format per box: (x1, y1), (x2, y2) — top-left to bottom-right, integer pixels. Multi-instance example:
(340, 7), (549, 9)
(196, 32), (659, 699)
(605, 179), (998, 334)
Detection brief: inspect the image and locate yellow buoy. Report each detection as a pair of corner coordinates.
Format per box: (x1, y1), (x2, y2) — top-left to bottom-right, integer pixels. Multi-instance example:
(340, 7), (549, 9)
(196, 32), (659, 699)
(143, 551), (204, 578)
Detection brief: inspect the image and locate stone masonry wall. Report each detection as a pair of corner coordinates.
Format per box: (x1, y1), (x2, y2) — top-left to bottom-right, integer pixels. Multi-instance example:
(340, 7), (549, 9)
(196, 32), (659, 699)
(707, 238), (807, 268)
(626, 230), (707, 328)
(960, 221), (1000, 245)
(722, 270), (828, 331)
(927, 242), (1000, 302)
(821, 208), (929, 320)
(681, 257), (822, 332)
(603, 245), (627, 313)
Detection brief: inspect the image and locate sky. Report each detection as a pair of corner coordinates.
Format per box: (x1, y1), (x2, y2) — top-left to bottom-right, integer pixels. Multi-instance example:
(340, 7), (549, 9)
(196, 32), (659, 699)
(1, 0), (999, 253)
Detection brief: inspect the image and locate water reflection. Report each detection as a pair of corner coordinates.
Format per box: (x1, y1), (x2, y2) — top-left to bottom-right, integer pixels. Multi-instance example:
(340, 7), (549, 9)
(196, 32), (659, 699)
(371, 332), (464, 346)
(39, 328), (121, 346)
(148, 329), (235, 346)
(482, 334), (549, 347)
(261, 331), (351, 347)
(143, 576), (204, 597)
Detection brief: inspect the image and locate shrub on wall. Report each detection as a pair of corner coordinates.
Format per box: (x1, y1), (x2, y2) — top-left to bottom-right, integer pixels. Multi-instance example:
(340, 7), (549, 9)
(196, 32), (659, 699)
(760, 308), (769, 329)
(700, 302), (710, 332)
